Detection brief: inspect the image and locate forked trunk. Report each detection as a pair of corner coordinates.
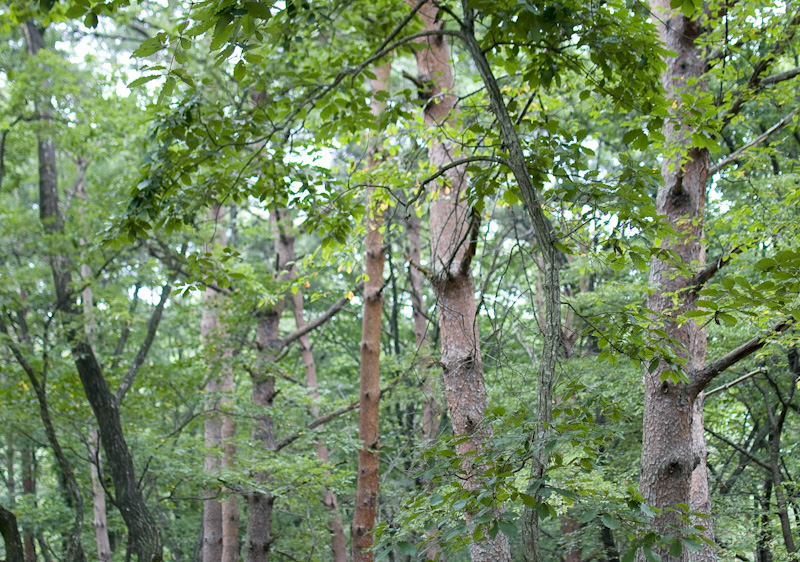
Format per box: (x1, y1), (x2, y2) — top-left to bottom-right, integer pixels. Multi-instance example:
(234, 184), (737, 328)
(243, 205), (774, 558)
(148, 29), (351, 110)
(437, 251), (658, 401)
(410, 4), (510, 560)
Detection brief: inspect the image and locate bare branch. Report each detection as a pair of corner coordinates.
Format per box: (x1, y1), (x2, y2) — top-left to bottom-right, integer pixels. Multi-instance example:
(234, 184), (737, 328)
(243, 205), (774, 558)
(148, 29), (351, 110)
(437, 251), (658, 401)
(705, 427), (771, 472)
(760, 66), (800, 86)
(705, 367), (765, 398)
(691, 320), (794, 396)
(116, 276), (176, 404)
(278, 286), (360, 349)
(691, 246), (744, 293)
(274, 400), (360, 452)
(710, 107), (800, 175)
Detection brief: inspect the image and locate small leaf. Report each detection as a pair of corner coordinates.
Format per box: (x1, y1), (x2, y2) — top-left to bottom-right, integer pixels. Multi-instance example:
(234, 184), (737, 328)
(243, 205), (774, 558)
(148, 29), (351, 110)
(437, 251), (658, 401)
(244, 1), (272, 19)
(396, 541), (415, 556)
(84, 11), (98, 28)
(234, 60), (246, 82)
(127, 75), (161, 88)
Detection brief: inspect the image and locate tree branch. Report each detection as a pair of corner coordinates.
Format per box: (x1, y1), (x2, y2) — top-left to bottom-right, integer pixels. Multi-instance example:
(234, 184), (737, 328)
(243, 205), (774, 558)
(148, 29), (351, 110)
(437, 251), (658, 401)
(691, 320), (793, 396)
(705, 427), (771, 472)
(710, 107), (800, 175)
(274, 400), (360, 452)
(691, 246), (744, 292)
(116, 276), (176, 404)
(705, 367), (766, 398)
(278, 286), (360, 349)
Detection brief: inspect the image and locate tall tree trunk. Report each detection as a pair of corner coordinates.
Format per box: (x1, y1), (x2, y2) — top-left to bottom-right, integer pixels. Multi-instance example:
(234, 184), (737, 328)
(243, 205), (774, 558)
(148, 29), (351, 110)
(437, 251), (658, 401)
(89, 430), (113, 562)
(284, 224), (347, 562)
(689, 396), (714, 562)
(755, 478), (773, 562)
(409, 5), (510, 561)
(407, 203), (443, 562)
(21, 447), (36, 562)
(202, 203), (239, 562)
(639, 4), (711, 561)
(248, 311), (278, 562)
(75, 159), (112, 562)
(23, 20), (162, 562)
(352, 61), (390, 562)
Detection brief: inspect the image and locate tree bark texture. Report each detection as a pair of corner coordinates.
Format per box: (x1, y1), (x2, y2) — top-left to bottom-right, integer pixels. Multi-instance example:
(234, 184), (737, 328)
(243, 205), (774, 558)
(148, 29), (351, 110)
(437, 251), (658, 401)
(0, 505), (24, 562)
(641, 4), (712, 561)
(248, 310), (279, 562)
(21, 447), (36, 562)
(23, 20), (163, 562)
(410, 5), (510, 561)
(352, 60), (390, 562)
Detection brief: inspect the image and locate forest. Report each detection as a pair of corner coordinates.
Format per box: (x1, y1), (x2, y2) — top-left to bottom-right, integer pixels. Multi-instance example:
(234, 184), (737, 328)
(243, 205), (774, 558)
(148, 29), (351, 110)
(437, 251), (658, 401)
(0, 0), (799, 561)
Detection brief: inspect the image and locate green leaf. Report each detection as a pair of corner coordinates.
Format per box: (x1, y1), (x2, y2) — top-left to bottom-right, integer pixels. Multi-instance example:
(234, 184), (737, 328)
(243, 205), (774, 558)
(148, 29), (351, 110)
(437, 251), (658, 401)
(396, 541), (416, 556)
(643, 545), (662, 562)
(600, 513), (620, 530)
(669, 540), (683, 557)
(133, 37), (165, 58)
(84, 11), (98, 28)
(244, 1), (272, 19)
(127, 75), (161, 88)
(234, 60), (246, 82)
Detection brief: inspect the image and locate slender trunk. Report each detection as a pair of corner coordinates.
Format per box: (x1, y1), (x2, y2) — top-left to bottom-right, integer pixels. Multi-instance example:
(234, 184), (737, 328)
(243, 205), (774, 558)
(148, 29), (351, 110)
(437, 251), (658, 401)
(248, 311), (279, 562)
(352, 61), (390, 562)
(455, 5), (563, 559)
(287, 248), (347, 560)
(600, 523), (620, 562)
(409, 5), (510, 560)
(639, 4), (712, 561)
(89, 429), (113, 562)
(407, 200), (443, 562)
(755, 478), (773, 562)
(76, 162), (112, 562)
(23, 20), (162, 562)
(21, 447), (35, 562)
(202, 203), (239, 562)
(561, 517), (581, 562)
(0, 505), (24, 562)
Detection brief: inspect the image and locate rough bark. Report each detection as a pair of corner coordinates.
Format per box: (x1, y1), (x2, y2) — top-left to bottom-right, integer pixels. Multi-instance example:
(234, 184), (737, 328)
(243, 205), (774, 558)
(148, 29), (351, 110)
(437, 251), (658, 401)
(755, 479), (773, 562)
(0, 505), (24, 562)
(409, 4), (510, 560)
(286, 239), (347, 561)
(689, 395), (715, 562)
(640, 4), (712, 562)
(352, 60), (390, 562)
(23, 20), (162, 562)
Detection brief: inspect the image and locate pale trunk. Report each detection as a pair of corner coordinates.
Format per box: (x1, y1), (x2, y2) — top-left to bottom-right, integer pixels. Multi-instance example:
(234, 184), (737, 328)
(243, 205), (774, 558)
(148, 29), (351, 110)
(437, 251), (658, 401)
(407, 207), (443, 562)
(201, 204), (225, 562)
(290, 288), (348, 561)
(410, 4), (510, 560)
(352, 61), (390, 562)
(89, 430), (113, 562)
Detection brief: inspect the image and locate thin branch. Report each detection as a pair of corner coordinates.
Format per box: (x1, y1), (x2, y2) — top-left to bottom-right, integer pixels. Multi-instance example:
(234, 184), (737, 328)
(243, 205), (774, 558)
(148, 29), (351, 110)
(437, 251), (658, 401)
(274, 400), (360, 452)
(691, 320), (793, 396)
(691, 246), (744, 293)
(710, 107), (800, 175)
(705, 367), (766, 398)
(705, 427), (771, 472)
(278, 285), (361, 349)
(760, 66), (800, 86)
(116, 275), (176, 404)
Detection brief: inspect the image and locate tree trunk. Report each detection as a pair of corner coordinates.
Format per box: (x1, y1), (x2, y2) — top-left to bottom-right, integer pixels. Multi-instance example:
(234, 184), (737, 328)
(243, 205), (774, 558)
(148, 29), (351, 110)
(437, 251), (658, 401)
(0, 505), (24, 562)
(248, 311), (279, 562)
(352, 60), (390, 562)
(201, 203), (238, 562)
(286, 238), (347, 561)
(639, 4), (712, 561)
(755, 478), (773, 562)
(409, 5), (510, 561)
(21, 447), (36, 562)
(407, 204), (443, 562)
(23, 20), (162, 562)
(89, 429), (113, 562)
(689, 396), (714, 562)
